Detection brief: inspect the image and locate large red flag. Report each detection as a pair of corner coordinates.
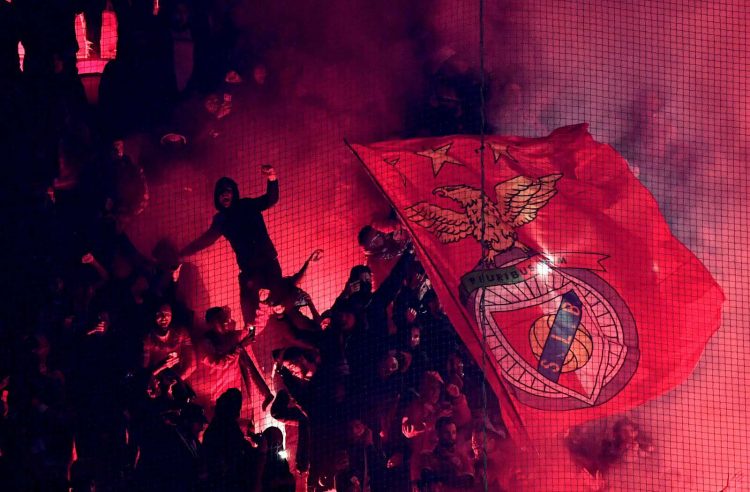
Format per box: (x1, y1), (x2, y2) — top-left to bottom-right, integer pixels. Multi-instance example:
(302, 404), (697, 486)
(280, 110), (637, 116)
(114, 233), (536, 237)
(350, 124), (723, 443)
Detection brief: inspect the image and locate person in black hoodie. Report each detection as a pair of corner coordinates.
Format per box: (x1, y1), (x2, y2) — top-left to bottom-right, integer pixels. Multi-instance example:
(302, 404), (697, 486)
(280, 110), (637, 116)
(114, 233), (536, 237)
(180, 165), (280, 327)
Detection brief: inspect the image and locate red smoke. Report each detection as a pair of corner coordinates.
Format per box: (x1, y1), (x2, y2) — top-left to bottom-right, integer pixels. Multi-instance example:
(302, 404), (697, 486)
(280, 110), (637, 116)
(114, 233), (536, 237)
(127, 1), (749, 489)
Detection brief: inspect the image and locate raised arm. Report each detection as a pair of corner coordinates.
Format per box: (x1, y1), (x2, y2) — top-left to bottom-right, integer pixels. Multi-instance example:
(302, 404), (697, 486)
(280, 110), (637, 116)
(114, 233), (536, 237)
(81, 252), (109, 289)
(179, 218), (221, 257)
(250, 165), (279, 211)
(290, 249), (323, 285)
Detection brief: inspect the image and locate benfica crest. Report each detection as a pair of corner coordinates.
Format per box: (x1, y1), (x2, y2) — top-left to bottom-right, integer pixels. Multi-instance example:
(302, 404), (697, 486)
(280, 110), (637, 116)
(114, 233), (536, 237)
(406, 173), (639, 410)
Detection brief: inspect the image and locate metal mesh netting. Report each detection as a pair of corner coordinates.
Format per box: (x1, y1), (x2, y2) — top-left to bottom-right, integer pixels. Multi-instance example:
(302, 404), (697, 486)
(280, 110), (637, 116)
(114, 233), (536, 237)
(1, 1), (748, 491)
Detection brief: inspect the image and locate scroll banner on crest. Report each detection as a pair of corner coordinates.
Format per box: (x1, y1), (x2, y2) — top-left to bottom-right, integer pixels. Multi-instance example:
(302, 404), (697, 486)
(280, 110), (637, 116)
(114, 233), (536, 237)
(349, 124), (724, 443)
(460, 252), (607, 292)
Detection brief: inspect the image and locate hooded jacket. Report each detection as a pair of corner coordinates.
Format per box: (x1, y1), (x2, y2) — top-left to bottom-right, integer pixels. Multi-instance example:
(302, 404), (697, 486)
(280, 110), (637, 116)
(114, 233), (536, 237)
(213, 176), (278, 270)
(182, 177), (279, 270)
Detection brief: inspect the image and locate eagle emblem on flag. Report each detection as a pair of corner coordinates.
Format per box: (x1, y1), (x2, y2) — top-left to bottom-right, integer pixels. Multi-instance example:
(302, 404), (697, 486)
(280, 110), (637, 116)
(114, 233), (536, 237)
(403, 174), (562, 262)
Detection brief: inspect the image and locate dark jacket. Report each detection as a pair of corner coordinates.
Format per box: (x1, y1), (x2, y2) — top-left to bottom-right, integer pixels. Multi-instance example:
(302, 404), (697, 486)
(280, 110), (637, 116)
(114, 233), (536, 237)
(182, 177), (279, 271)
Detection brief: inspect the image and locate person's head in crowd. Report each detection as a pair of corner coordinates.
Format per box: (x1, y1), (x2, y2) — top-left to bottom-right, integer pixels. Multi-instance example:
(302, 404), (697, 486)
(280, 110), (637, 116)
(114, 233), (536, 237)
(420, 371), (444, 405)
(446, 353), (465, 381)
(422, 289), (443, 317)
(407, 325), (422, 349)
(394, 350), (412, 373)
(376, 350), (401, 380)
(279, 347), (317, 381)
(262, 426), (285, 454)
(331, 303), (358, 332)
(347, 265), (373, 295)
(181, 402), (208, 436)
(214, 177), (239, 210)
(153, 302), (173, 335)
(205, 94), (222, 115)
(319, 312), (333, 331)
(270, 300), (286, 318)
(152, 238), (180, 270)
(435, 416), (457, 448)
(347, 418), (373, 446)
(263, 278), (300, 310)
(214, 388), (242, 422)
(405, 260), (426, 289)
(205, 306), (236, 333)
(259, 287), (272, 304)
(357, 225), (385, 255)
(112, 139), (126, 160)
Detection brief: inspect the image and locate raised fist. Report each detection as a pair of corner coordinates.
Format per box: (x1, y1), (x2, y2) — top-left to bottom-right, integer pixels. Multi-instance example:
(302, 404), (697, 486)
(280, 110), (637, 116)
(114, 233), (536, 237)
(261, 165), (277, 180)
(165, 353), (181, 369)
(309, 249), (323, 262)
(401, 418), (425, 439)
(445, 383), (461, 399)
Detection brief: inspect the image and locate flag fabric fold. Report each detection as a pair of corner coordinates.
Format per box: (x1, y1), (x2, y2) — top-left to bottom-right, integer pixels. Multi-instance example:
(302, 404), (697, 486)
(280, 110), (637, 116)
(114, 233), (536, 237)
(350, 124), (723, 442)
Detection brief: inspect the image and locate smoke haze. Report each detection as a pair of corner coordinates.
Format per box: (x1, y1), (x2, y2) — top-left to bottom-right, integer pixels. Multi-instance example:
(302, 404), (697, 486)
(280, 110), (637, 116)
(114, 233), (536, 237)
(129, 1), (749, 489)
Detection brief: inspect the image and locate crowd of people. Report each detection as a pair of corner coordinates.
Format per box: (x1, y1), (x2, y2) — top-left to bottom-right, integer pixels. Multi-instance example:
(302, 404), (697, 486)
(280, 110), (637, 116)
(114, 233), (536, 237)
(0, 146), (520, 491)
(0, 2), (517, 491)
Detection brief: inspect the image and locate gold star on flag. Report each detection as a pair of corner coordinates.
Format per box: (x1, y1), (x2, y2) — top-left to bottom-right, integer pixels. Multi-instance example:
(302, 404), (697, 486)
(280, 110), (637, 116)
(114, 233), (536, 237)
(416, 143), (463, 176)
(487, 143), (519, 164)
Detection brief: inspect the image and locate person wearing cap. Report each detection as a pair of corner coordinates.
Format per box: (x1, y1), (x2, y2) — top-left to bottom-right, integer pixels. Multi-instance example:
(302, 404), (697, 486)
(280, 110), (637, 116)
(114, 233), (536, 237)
(180, 165), (281, 328)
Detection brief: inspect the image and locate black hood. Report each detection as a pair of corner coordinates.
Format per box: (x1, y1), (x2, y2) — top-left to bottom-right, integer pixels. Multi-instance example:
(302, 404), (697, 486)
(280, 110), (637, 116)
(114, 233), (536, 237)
(214, 177), (239, 211)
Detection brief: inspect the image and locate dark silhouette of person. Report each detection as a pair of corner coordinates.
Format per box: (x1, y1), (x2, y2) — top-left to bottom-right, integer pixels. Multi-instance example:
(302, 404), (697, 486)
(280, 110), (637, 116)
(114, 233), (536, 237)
(180, 165), (280, 327)
(202, 388), (265, 491)
(134, 402), (207, 492)
(260, 426), (295, 492)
